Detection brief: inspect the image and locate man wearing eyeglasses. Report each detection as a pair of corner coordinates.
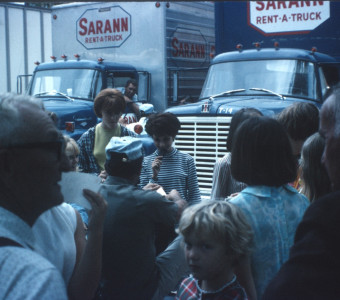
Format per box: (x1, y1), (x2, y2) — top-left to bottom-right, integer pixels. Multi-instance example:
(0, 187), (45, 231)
(0, 93), (68, 299)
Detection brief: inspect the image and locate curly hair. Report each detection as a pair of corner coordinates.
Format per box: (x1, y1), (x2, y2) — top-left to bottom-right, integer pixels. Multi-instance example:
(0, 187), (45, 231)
(145, 112), (181, 138)
(93, 88), (126, 118)
(177, 201), (253, 265)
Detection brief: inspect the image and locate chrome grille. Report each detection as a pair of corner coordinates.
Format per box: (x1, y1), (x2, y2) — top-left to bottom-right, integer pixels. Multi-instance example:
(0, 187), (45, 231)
(175, 116), (232, 197)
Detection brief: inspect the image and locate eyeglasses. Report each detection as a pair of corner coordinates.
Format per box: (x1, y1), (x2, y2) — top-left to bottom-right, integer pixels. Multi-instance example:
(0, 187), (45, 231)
(5, 138), (65, 161)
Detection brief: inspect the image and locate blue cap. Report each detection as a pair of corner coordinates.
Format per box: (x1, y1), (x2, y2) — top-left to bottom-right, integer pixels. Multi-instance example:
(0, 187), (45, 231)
(105, 136), (143, 161)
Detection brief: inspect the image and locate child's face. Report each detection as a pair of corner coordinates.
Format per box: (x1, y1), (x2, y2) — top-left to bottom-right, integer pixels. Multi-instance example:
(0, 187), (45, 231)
(184, 232), (233, 288)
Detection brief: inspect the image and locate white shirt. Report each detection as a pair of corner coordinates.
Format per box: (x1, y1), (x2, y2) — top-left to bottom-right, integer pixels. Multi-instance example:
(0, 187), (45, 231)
(33, 202), (77, 284)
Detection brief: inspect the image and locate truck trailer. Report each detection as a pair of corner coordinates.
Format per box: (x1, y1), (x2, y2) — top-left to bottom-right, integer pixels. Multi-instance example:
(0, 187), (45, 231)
(167, 0), (340, 196)
(22, 1), (215, 139)
(0, 3), (52, 94)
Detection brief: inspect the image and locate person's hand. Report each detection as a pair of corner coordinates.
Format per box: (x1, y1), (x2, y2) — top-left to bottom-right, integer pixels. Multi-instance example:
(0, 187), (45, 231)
(99, 170), (107, 183)
(83, 189), (107, 232)
(166, 189), (188, 219)
(118, 117), (127, 126)
(143, 183), (161, 191)
(152, 156), (163, 180)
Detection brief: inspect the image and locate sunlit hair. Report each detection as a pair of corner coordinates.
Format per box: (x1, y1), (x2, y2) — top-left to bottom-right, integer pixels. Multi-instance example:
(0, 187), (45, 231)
(0, 93), (44, 147)
(64, 135), (80, 156)
(145, 112), (181, 138)
(93, 88), (126, 118)
(276, 102), (319, 141)
(231, 116), (297, 186)
(177, 201), (253, 264)
(300, 132), (331, 202)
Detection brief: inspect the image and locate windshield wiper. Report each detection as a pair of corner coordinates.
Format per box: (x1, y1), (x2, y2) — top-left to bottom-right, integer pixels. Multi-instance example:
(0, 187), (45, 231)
(249, 88), (285, 100)
(206, 89), (246, 101)
(33, 90), (74, 101)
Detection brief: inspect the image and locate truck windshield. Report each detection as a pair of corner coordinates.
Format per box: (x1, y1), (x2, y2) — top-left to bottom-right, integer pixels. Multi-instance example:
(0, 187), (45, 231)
(30, 69), (100, 100)
(200, 59), (317, 100)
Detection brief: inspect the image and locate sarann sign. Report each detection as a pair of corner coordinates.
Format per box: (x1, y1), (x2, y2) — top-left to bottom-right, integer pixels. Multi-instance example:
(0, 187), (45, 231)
(76, 6), (131, 49)
(248, 1), (330, 35)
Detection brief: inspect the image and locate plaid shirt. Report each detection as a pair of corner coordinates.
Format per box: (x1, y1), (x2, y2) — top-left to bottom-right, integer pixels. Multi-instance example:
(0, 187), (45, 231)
(176, 276), (248, 300)
(77, 124), (136, 174)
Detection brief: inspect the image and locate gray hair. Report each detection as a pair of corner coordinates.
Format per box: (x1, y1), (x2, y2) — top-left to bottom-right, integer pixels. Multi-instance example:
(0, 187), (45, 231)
(0, 93), (44, 147)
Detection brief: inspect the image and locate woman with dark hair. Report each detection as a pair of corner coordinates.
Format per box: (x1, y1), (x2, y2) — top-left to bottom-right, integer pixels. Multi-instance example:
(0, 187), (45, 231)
(300, 132), (332, 202)
(77, 89), (136, 174)
(140, 112), (201, 205)
(211, 108), (263, 200)
(228, 116), (310, 300)
(139, 112), (200, 254)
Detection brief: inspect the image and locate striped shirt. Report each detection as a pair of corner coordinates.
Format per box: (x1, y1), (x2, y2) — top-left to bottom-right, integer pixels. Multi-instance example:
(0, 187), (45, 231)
(211, 153), (247, 200)
(140, 148), (201, 205)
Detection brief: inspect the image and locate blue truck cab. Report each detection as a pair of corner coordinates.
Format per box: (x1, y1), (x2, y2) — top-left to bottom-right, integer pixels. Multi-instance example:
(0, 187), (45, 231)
(165, 1), (340, 196)
(167, 47), (340, 196)
(28, 58), (144, 140)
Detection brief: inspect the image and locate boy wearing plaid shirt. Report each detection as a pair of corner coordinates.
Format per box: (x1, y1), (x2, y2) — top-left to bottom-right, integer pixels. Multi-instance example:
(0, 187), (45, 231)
(176, 201), (253, 300)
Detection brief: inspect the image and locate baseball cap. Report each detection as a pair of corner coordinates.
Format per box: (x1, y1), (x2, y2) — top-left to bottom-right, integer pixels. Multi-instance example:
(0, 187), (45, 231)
(105, 136), (143, 161)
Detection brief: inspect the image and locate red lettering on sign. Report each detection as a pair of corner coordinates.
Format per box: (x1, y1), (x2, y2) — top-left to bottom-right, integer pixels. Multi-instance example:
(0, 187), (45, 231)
(255, 1), (324, 11)
(291, 11), (322, 21)
(88, 22), (95, 35)
(79, 18), (87, 35)
(121, 18), (128, 31)
(96, 20), (103, 34)
(171, 37), (205, 59)
(255, 1), (265, 11)
(79, 18), (129, 36)
(113, 19), (120, 32)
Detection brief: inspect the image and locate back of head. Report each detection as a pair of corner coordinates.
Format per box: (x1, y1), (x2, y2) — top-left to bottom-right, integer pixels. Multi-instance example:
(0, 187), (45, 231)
(276, 102), (319, 141)
(105, 136), (144, 180)
(145, 112), (181, 137)
(227, 108), (263, 152)
(93, 88), (126, 118)
(0, 93), (45, 146)
(178, 200), (253, 264)
(300, 132), (331, 202)
(231, 116), (297, 186)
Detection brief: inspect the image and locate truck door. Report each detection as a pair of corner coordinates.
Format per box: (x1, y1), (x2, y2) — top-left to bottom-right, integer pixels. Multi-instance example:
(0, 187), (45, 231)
(105, 71), (150, 103)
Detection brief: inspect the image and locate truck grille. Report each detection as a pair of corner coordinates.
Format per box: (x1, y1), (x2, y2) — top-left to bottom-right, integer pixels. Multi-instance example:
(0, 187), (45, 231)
(175, 116), (232, 198)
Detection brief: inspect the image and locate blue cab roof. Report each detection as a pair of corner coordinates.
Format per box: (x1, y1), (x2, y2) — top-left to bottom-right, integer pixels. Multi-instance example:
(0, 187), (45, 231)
(34, 59), (137, 72)
(212, 48), (337, 64)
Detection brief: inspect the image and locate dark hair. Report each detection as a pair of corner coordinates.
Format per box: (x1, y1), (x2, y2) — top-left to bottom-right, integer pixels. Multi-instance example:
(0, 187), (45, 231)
(276, 102), (319, 141)
(125, 79), (137, 88)
(93, 88), (126, 118)
(300, 132), (331, 202)
(226, 108), (263, 152)
(231, 116), (297, 186)
(145, 112), (181, 138)
(105, 153), (143, 180)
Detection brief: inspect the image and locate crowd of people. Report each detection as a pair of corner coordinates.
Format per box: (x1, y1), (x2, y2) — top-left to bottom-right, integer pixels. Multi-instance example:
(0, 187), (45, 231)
(1, 83), (340, 300)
